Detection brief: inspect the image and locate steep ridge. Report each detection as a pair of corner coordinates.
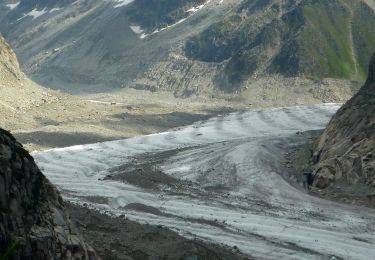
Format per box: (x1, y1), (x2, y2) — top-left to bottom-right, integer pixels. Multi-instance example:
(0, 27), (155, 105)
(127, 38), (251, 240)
(0, 128), (97, 259)
(0, 0), (374, 99)
(312, 54), (375, 191)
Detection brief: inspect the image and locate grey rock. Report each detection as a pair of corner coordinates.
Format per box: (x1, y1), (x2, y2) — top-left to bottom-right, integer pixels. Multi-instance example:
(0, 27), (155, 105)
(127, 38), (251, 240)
(0, 128), (98, 259)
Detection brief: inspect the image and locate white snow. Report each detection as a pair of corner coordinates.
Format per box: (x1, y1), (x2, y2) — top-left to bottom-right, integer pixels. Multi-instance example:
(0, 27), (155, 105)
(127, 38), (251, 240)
(27, 8), (47, 19)
(34, 104), (375, 259)
(151, 0), (211, 35)
(152, 18), (187, 34)
(5, 2), (20, 10)
(113, 0), (134, 8)
(17, 8), (47, 21)
(125, 0), (212, 39)
(49, 7), (62, 13)
(187, 4), (205, 13)
(130, 17), (190, 39)
(129, 25), (148, 39)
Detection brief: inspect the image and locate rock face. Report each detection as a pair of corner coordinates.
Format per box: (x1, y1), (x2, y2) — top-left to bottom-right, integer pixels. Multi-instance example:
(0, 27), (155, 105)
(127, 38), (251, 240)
(0, 128), (97, 259)
(312, 54), (375, 189)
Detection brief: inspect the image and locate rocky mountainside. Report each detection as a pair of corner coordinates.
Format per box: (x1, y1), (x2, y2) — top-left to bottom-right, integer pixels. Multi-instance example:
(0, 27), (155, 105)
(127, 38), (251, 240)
(0, 128), (97, 259)
(186, 0), (375, 89)
(126, 0), (207, 33)
(312, 54), (375, 190)
(0, 0), (374, 98)
(0, 35), (22, 79)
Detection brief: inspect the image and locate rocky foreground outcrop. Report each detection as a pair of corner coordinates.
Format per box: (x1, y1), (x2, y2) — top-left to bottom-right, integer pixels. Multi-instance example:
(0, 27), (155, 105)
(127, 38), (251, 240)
(0, 128), (97, 259)
(312, 54), (375, 189)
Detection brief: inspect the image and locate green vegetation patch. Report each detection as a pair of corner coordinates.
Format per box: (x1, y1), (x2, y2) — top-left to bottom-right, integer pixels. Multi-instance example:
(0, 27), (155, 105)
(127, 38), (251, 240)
(298, 0), (356, 79)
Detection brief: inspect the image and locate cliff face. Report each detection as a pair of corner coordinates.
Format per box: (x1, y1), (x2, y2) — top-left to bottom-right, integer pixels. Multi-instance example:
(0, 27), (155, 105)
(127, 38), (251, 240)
(0, 128), (97, 259)
(312, 54), (375, 189)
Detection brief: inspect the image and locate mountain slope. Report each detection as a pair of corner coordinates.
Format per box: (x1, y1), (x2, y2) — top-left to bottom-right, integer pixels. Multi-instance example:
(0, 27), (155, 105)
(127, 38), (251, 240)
(312, 54), (375, 191)
(0, 0), (217, 93)
(0, 0), (374, 97)
(0, 34), (97, 133)
(186, 0), (375, 88)
(0, 34), (55, 130)
(1, 34), (243, 152)
(126, 0), (207, 33)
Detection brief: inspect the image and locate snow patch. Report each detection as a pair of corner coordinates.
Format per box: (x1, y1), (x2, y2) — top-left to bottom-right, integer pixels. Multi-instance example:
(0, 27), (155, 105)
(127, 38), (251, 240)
(28, 8), (47, 19)
(129, 25), (148, 39)
(151, 0), (211, 35)
(16, 8), (48, 21)
(113, 0), (134, 8)
(125, 0), (212, 39)
(5, 2), (20, 10)
(50, 7), (62, 13)
(187, 4), (205, 13)
(152, 18), (187, 34)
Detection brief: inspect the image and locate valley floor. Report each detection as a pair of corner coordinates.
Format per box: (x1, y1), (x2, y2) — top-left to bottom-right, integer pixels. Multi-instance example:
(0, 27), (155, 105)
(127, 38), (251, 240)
(33, 104), (375, 260)
(7, 88), (246, 151)
(67, 204), (248, 259)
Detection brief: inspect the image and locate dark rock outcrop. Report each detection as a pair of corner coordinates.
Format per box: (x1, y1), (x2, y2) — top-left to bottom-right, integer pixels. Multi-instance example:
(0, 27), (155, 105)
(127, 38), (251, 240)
(0, 129), (97, 259)
(312, 54), (375, 189)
